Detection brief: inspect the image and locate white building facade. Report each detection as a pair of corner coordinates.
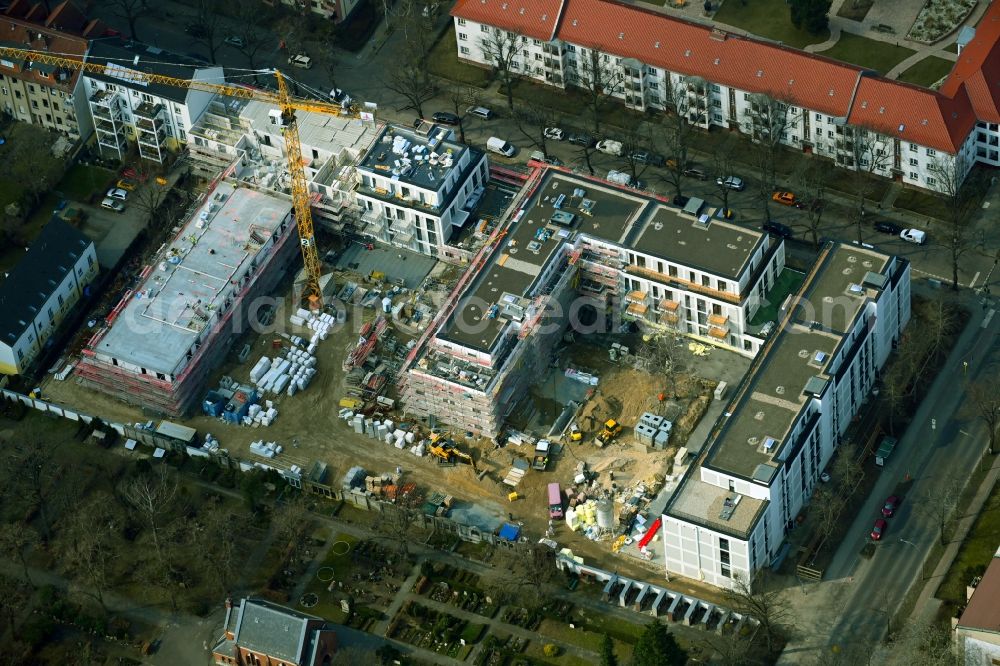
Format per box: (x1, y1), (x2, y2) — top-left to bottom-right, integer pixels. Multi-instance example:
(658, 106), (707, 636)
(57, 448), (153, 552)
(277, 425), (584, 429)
(663, 243), (911, 589)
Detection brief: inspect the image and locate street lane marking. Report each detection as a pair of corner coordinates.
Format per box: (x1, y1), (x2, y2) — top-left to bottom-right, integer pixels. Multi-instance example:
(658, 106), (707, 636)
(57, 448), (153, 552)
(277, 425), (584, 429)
(983, 309), (996, 328)
(970, 271), (981, 288)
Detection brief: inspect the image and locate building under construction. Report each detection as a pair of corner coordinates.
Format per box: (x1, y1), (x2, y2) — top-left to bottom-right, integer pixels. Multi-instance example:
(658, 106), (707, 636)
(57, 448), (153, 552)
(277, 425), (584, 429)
(75, 182), (296, 415)
(398, 167), (786, 438)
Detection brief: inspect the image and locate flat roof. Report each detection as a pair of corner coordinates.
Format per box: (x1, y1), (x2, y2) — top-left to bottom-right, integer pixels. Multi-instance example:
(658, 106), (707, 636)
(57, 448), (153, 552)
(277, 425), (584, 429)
(705, 322), (841, 478)
(93, 184), (292, 376)
(240, 100), (378, 158)
(792, 243), (890, 334)
(436, 170), (765, 352)
(359, 123), (471, 191)
(669, 476), (768, 539)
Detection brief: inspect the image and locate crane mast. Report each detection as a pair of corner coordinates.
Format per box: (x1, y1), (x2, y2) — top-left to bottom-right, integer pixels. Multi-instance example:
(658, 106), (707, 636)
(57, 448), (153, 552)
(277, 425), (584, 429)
(0, 45), (348, 307)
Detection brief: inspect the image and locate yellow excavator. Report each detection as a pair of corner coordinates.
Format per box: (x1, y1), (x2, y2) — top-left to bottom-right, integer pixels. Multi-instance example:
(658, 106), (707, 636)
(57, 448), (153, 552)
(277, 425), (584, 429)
(596, 419), (623, 447)
(428, 433), (478, 471)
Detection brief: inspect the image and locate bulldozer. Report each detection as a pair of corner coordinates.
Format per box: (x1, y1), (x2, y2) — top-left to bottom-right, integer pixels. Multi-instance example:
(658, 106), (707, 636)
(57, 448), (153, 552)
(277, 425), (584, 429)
(595, 419), (623, 447)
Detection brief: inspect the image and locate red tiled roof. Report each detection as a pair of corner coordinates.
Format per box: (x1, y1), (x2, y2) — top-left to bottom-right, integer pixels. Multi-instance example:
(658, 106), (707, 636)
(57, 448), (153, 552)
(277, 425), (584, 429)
(45, 1), (89, 33)
(557, 0), (864, 117)
(957, 552), (1000, 634)
(849, 77), (975, 152)
(0, 15), (89, 90)
(451, 0), (566, 42)
(941, 2), (1000, 123)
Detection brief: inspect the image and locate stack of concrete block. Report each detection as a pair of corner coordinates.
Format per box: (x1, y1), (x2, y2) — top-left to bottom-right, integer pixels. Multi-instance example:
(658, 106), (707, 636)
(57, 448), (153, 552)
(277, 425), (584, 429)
(640, 412), (673, 450)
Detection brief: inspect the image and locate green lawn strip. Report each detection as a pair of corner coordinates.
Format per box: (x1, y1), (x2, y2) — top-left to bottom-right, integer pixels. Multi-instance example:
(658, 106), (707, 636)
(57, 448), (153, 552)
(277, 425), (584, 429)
(750, 269), (806, 326)
(58, 164), (116, 202)
(536, 618), (603, 652)
(295, 533), (359, 620)
(428, 26), (491, 88)
(896, 56), (956, 87)
(824, 168), (892, 202)
(837, 0), (875, 21)
(816, 33), (916, 74)
(935, 467), (1000, 608)
(712, 0), (829, 49)
(522, 641), (594, 666)
(893, 187), (951, 219)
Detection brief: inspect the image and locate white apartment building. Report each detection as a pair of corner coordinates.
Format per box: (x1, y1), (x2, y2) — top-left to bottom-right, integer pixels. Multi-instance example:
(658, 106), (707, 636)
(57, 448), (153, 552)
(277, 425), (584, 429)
(401, 168), (788, 437)
(187, 97), (380, 231)
(451, 0), (996, 192)
(355, 122), (490, 261)
(0, 219), (98, 375)
(82, 40), (223, 163)
(663, 242), (911, 589)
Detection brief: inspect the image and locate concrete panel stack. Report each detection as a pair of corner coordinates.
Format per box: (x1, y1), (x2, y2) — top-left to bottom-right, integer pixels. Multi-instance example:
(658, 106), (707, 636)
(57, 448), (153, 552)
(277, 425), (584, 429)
(635, 423), (656, 447)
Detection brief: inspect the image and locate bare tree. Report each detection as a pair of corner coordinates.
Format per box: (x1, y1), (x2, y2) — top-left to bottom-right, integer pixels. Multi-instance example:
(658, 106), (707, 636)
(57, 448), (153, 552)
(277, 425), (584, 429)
(62, 494), (120, 614)
(384, 65), (437, 119)
(196, 497), (247, 595)
(397, 0), (436, 63)
(575, 47), (625, 133)
(930, 155), (983, 290)
(3, 128), (63, 208)
(619, 124), (654, 191)
(374, 495), (423, 560)
(230, 2), (273, 73)
(479, 28), (522, 111)
(0, 574), (29, 636)
(809, 485), (845, 557)
(120, 467), (179, 569)
(844, 125), (893, 244)
(272, 492), (314, 566)
(724, 571), (791, 654)
(0, 523), (39, 587)
(742, 93), (800, 220)
(483, 542), (556, 609)
(830, 442), (863, 498)
(131, 183), (169, 226)
(878, 618), (961, 665)
(4, 442), (61, 542)
(711, 136), (741, 216)
(922, 477), (963, 546)
(968, 376), (1000, 455)
(512, 103), (560, 156)
(796, 161), (832, 247)
(658, 77), (697, 197)
(107, 0), (151, 41)
(190, 0), (226, 64)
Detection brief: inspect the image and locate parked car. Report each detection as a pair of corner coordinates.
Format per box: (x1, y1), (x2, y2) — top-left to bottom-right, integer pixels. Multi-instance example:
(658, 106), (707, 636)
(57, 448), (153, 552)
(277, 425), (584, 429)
(873, 220), (903, 235)
(771, 191), (798, 207)
(467, 106), (494, 119)
(607, 170), (636, 187)
(224, 36), (246, 48)
(288, 54), (313, 69)
(717, 175), (745, 191)
(101, 197), (125, 213)
(596, 139), (624, 156)
(330, 88), (352, 106)
(106, 187), (128, 201)
(684, 167), (708, 180)
(882, 495), (900, 518)
(544, 127), (565, 141)
(117, 178), (138, 191)
(762, 220), (793, 238)
(630, 150), (666, 167)
(567, 132), (596, 148)
(432, 111), (461, 125)
(871, 518), (887, 541)
(900, 228), (927, 245)
(529, 150), (563, 166)
(486, 136), (516, 157)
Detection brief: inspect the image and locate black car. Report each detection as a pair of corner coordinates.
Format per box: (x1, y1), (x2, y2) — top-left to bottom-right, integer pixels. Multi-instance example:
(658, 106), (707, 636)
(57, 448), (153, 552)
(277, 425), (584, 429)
(631, 151), (666, 167)
(763, 220), (793, 238)
(432, 111), (461, 126)
(873, 220), (903, 235)
(567, 132), (596, 148)
(672, 195), (690, 208)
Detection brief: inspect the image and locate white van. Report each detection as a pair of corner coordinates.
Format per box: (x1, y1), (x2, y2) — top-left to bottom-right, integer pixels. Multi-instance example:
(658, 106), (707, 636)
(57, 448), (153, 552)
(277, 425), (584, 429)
(596, 139), (623, 156)
(487, 136), (516, 157)
(468, 106), (494, 120)
(288, 54), (312, 69)
(607, 169), (633, 186)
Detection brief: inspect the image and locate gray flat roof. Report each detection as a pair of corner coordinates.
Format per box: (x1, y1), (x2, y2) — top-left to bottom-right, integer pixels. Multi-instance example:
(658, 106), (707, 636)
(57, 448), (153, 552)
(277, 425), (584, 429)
(359, 124), (470, 191)
(792, 243), (890, 334)
(705, 322), (841, 478)
(94, 184), (292, 376)
(240, 100), (378, 157)
(669, 476), (768, 539)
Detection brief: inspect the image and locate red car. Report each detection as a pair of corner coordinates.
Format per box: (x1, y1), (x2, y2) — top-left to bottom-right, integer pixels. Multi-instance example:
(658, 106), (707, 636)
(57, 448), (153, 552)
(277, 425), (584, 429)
(871, 518), (887, 541)
(882, 495), (900, 518)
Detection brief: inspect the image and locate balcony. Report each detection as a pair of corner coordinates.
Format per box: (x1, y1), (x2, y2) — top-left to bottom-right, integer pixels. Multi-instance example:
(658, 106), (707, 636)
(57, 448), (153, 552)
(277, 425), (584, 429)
(625, 290), (649, 305)
(625, 302), (649, 319)
(90, 104), (121, 122)
(708, 326), (729, 340)
(544, 58), (560, 69)
(134, 102), (164, 122)
(656, 299), (679, 313)
(708, 313), (729, 328)
(89, 89), (121, 109)
(658, 310), (680, 326)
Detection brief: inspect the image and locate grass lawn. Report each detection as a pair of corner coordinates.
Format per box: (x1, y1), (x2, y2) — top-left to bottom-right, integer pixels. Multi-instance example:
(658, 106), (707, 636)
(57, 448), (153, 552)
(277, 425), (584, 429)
(296, 532), (360, 622)
(536, 618), (635, 663)
(427, 26), (491, 88)
(935, 471), (1000, 608)
(816, 33), (916, 74)
(751, 269), (806, 326)
(58, 164), (116, 202)
(825, 169), (892, 202)
(712, 0), (829, 49)
(837, 0), (874, 21)
(897, 56), (956, 88)
(893, 187), (951, 219)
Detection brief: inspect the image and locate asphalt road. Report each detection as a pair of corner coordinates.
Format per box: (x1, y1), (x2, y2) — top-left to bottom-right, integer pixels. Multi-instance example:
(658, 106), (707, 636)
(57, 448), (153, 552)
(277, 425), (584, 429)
(779, 291), (1000, 661)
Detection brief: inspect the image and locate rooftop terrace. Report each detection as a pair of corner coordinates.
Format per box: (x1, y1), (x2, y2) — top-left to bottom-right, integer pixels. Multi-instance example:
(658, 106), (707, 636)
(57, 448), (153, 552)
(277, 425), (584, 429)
(93, 184), (292, 376)
(358, 123), (470, 192)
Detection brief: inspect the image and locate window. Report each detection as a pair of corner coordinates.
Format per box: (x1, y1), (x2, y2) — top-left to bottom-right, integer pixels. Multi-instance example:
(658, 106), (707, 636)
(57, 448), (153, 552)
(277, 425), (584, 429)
(827, 130), (834, 139)
(909, 158), (918, 166)
(458, 32), (467, 40)
(909, 171), (918, 180)
(720, 551), (731, 565)
(668, 265), (678, 277)
(460, 46), (470, 55)
(17, 349), (23, 361)
(926, 176), (937, 186)
(481, 25), (489, 32)
(719, 538), (730, 551)
(926, 148), (936, 157)
(815, 113), (822, 121)
(815, 128), (822, 137)
(701, 275), (710, 287)
(721, 564), (731, 578)
(457, 17), (466, 25)
(532, 39), (541, 46)
(909, 143), (917, 152)
(711, 84), (720, 92)
(566, 44), (575, 52)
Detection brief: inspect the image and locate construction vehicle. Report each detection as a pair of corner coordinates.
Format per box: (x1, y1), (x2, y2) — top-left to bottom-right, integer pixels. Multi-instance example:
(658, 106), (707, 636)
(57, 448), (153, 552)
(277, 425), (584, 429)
(568, 424), (582, 442)
(428, 437), (478, 471)
(596, 419), (623, 447)
(0, 45), (362, 309)
(532, 439), (551, 470)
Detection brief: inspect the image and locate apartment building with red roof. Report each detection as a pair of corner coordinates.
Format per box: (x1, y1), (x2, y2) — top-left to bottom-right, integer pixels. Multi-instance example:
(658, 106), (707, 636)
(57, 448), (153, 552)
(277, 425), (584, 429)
(0, 1), (106, 141)
(452, 0), (1000, 192)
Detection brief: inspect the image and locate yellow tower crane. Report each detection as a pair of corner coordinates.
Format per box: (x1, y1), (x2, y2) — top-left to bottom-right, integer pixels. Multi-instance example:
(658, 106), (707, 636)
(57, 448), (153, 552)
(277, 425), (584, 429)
(0, 46), (360, 308)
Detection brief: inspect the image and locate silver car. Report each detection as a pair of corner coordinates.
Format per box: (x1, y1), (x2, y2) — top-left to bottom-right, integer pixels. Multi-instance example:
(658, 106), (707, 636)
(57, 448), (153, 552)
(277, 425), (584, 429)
(716, 175), (745, 191)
